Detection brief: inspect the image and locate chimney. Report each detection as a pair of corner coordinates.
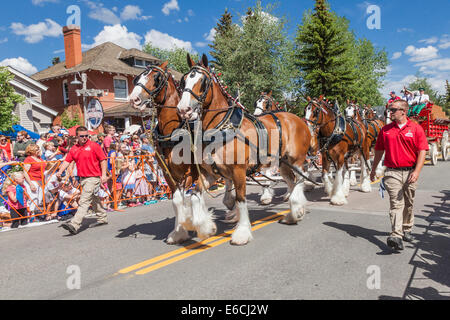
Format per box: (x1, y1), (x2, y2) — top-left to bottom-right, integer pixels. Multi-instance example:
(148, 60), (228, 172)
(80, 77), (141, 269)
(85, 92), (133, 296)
(63, 25), (82, 69)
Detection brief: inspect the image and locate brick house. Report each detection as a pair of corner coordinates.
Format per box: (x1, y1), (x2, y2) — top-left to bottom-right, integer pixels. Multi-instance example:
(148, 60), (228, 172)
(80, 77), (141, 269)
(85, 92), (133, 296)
(32, 25), (182, 132)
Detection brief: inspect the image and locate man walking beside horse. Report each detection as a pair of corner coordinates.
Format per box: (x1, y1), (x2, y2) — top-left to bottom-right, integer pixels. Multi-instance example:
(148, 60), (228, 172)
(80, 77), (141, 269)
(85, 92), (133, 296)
(370, 100), (428, 251)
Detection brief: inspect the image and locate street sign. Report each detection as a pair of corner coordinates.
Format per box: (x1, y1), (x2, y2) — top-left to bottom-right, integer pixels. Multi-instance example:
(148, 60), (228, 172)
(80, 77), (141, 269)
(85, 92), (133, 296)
(86, 98), (104, 129)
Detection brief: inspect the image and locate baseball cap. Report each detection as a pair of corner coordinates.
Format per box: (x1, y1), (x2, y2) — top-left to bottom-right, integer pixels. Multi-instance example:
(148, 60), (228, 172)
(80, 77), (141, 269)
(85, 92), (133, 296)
(390, 91), (395, 95)
(120, 135), (130, 142)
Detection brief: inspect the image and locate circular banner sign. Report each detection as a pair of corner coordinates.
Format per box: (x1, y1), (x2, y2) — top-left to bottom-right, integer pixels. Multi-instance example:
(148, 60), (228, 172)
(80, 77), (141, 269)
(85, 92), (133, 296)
(86, 98), (104, 129)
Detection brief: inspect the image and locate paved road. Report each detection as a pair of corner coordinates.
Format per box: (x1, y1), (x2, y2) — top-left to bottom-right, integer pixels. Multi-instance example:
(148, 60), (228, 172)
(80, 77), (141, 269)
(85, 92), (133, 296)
(1, 161), (449, 300)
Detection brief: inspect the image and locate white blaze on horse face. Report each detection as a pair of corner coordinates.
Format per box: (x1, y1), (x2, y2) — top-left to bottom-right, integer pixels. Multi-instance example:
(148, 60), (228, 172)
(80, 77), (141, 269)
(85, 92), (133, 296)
(178, 71), (203, 120)
(254, 98), (264, 116)
(305, 105), (313, 121)
(346, 106), (355, 118)
(129, 73), (148, 105)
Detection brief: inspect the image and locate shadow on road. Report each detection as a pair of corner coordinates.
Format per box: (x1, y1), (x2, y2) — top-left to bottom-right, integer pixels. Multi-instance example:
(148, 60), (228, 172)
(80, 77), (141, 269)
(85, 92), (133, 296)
(380, 190), (450, 300)
(323, 222), (393, 255)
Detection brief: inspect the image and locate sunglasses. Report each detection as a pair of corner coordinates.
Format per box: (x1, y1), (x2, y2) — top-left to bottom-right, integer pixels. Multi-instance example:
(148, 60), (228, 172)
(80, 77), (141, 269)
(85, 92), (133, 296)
(389, 108), (405, 113)
(78, 135), (89, 138)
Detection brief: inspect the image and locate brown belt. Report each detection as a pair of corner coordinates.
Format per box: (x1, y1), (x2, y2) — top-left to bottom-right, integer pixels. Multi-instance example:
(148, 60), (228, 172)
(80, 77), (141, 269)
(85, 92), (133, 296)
(388, 167), (415, 171)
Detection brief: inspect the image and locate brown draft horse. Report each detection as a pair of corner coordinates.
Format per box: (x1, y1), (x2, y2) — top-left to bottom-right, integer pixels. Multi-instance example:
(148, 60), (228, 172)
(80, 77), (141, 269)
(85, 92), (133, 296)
(362, 105), (386, 177)
(254, 91), (317, 205)
(304, 97), (372, 206)
(177, 54), (312, 245)
(129, 61), (235, 244)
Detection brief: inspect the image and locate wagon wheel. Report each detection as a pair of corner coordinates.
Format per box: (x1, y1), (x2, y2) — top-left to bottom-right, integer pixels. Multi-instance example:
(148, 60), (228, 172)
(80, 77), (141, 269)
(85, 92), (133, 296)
(442, 130), (449, 161)
(430, 143), (438, 166)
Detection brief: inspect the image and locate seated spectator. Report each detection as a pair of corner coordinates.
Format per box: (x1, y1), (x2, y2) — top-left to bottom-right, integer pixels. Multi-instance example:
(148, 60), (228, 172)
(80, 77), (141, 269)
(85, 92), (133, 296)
(0, 135), (12, 160)
(36, 134), (48, 153)
(13, 131), (33, 162)
(2, 171), (29, 228)
(43, 173), (62, 220)
(43, 142), (63, 161)
(57, 180), (81, 221)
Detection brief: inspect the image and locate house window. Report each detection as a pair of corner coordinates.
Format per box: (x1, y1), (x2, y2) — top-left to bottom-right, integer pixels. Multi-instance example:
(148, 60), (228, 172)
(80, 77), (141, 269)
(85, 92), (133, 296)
(63, 80), (69, 105)
(134, 59), (146, 68)
(114, 77), (128, 100)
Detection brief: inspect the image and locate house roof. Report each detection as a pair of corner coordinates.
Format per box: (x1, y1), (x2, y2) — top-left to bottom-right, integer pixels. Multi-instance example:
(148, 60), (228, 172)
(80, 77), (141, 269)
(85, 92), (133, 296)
(7, 66), (48, 92)
(103, 102), (154, 118)
(32, 42), (183, 82)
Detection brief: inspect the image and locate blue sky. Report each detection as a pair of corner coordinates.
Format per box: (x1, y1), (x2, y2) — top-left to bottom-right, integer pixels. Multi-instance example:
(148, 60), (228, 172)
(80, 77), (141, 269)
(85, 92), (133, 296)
(1, 0), (449, 97)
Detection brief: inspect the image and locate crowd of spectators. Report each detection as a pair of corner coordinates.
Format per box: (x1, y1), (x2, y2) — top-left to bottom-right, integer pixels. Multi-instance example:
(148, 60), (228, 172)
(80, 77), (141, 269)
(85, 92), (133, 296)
(0, 124), (169, 231)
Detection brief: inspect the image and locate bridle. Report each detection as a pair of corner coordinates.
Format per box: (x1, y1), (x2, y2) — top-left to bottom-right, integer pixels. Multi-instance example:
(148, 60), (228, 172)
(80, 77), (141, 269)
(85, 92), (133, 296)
(132, 65), (171, 107)
(304, 99), (336, 130)
(180, 65), (214, 107)
(255, 94), (278, 113)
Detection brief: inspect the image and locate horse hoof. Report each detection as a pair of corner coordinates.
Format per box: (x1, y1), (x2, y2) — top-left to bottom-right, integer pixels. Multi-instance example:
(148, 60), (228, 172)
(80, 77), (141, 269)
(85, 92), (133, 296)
(260, 198), (272, 206)
(330, 197), (348, 206)
(197, 222), (217, 240)
(167, 230), (191, 245)
(230, 226), (253, 246)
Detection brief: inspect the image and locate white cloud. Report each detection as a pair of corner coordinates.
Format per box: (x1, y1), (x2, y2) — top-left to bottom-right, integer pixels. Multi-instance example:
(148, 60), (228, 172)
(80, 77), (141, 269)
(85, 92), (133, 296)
(392, 52), (402, 60)
(83, 1), (121, 25)
(188, 9), (195, 17)
(31, 0), (59, 5)
(91, 24), (142, 49)
(0, 38), (8, 44)
(204, 28), (216, 42)
(144, 29), (194, 53)
(419, 37), (438, 45)
(404, 45), (439, 62)
(439, 35), (450, 49)
(0, 57), (38, 75)
(10, 19), (62, 43)
(120, 5), (152, 21)
(162, 0), (179, 16)
(415, 58), (450, 74)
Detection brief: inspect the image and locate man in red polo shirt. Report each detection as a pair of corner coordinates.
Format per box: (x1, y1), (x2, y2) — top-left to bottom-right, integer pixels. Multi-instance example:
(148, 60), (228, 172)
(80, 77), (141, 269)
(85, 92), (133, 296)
(56, 126), (108, 235)
(370, 100), (429, 251)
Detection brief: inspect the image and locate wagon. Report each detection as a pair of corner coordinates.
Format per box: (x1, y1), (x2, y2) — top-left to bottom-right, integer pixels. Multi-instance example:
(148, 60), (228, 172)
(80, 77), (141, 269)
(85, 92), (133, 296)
(410, 103), (450, 165)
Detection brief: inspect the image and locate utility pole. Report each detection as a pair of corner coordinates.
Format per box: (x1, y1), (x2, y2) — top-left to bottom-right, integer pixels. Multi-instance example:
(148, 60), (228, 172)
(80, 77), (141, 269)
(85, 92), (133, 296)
(75, 73), (104, 130)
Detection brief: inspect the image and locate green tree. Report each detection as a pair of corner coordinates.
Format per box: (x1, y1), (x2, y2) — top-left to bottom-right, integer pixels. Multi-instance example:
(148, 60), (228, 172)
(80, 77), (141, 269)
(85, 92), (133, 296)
(143, 44), (199, 74)
(294, 0), (356, 104)
(52, 57), (61, 65)
(0, 67), (23, 131)
(209, 1), (296, 110)
(352, 38), (389, 106)
(61, 109), (81, 128)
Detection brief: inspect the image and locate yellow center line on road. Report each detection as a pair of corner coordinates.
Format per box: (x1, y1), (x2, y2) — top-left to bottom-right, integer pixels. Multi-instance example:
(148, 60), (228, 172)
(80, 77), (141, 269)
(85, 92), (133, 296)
(118, 167), (427, 276)
(118, 210), (289, 275)
(135, 214), (286, 275)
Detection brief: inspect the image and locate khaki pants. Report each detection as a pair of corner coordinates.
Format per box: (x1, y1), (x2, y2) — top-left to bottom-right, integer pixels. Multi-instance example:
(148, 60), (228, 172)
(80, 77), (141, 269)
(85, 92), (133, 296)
(70, 177), (107, 231)
(384, 169), (418, 239)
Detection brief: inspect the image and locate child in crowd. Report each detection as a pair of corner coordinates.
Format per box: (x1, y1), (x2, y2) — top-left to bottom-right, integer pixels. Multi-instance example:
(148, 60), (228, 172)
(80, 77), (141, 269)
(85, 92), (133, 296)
(43, 173), (62, 220)
(133, 154), (151, 205)
(2, 172), (29, 228)
(43, 142), (63, 161)
(57, 180), (80, 221)
(121, 149), (137, 207)
(96, 182), (111, 212)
